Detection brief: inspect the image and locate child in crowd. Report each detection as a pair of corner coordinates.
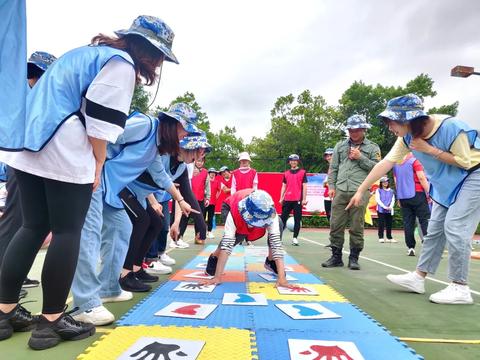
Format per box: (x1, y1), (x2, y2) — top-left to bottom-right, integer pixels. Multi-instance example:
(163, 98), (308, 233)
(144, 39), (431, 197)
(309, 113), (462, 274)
(231, 152), (258, 194)
(375, 176), (395, 243)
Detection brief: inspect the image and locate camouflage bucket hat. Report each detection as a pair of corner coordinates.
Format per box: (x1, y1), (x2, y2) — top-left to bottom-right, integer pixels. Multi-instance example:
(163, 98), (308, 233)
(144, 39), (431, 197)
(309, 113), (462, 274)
(378, 94), (428, 123)
(324, 148), (334, 155)
(179, 131), (212, 153)
(115, 15), (179, 64)
(345, 114), (371, 130)
(160, 103), (200, 134)
(288, 154), (300, 161)
(28, 51), (57, 71)
(238, 190), (276, 228)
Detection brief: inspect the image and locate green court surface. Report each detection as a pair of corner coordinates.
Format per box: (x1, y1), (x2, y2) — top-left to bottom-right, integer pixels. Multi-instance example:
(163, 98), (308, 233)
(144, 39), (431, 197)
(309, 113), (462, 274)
(1, 228), (479, 359)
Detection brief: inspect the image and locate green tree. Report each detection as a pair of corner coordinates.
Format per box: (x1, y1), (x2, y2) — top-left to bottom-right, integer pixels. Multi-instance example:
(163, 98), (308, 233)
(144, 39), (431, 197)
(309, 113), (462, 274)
(130, 85), (150, 113)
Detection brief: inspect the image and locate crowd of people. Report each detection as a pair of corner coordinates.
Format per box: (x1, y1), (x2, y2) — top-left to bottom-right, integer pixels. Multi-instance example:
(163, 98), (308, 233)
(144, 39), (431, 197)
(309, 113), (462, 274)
(0, 11), (479, 353)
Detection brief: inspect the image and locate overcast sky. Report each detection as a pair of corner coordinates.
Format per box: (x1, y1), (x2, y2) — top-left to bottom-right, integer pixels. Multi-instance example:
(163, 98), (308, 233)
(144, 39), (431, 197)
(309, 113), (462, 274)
(27, 0), (480, 142)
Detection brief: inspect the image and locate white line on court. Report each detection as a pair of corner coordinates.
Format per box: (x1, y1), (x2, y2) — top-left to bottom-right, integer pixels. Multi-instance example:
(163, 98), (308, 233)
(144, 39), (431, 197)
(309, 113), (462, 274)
(299, 236), (480, 296)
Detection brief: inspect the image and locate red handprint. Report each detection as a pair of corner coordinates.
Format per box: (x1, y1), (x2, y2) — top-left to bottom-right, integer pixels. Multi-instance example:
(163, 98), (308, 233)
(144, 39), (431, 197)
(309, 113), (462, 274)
(173, 304), (200, 315)
(300, 345), (354, 360)
(288, 286), (311, 293)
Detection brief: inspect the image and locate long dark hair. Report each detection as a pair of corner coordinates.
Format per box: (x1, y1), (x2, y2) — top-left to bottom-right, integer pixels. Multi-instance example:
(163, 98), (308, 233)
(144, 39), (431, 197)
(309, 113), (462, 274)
(157, 114), (180, 156)
(91, 34), (164, 85)
(409, 116), (429, 138)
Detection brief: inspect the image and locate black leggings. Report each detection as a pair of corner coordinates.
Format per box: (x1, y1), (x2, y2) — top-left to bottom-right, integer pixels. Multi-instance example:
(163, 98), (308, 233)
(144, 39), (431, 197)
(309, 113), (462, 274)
(204, 204), (216, 232)
(377, 212), (393, 240)
(280, 200), (302, 237)
(0, 170), (92, 313)
(120, 189), (164, 270)
(0, 167), (23, 267)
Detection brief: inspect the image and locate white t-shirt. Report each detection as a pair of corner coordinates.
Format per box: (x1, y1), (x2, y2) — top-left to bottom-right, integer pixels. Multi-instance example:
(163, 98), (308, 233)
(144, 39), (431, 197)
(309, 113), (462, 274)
(2, 58), (135, 184)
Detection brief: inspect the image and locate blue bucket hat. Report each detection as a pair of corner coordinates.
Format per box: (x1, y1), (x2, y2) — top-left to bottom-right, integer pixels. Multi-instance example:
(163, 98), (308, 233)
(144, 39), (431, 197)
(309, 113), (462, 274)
(28, 51), (57, 71)
(179, 131), (212, 153)
(288, 154), (300, 161)
(377, 94), (428, 123)
(324, 148), (334, 155)
(345, 114), (371, 130)
(160, 103), (201, 134)
(219, 166), (230, 173)
(208, 168), (218, 174)
(115, 15), (179, 64)
(238, 190), (276, 228)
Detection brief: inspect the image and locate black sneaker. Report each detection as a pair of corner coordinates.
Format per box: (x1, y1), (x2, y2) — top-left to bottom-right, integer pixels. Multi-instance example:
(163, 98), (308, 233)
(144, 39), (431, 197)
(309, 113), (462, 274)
(0, 304), (38, 341)
(134, 268), (159, 283)
(28, 311), (95, 350)
(264, 257), (278, 274)
(22, 277), (40, 288)
(205, 254), (218, 276)
(19, 289), (28, 300)
(119, 272), (151, 292)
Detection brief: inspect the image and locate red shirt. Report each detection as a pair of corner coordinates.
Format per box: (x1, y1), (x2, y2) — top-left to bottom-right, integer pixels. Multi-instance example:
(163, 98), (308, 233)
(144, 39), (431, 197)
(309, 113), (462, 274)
(232, 168), (257, 191)
(191, 168), (208, 201)
(226, 189), (266, 241)
(208, 177), (221, 206)
(283, 169), (306, 201)
(412, 160), (425, 193)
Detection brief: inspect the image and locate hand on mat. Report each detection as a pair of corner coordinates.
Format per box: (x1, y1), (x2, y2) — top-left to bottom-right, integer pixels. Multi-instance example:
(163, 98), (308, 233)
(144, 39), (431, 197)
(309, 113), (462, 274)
(275, 279), (299, 290)
(199, 277), (221, 286)
(345, 191), (362, 210)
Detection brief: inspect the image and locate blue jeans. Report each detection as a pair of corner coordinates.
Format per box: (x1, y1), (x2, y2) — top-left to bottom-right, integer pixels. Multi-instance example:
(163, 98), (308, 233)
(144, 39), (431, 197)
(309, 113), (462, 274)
(146, 200), (170, 260)
(417, 169), (480, 283)
(71, 184), (132, 313)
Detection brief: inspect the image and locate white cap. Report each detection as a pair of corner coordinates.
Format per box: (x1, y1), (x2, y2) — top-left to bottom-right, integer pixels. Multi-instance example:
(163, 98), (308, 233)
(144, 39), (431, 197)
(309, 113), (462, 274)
(238, 152), (252, 162)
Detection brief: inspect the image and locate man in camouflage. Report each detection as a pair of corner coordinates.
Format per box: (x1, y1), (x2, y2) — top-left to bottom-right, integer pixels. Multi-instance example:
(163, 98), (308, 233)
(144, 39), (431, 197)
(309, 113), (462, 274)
(322, 115), (381, 270)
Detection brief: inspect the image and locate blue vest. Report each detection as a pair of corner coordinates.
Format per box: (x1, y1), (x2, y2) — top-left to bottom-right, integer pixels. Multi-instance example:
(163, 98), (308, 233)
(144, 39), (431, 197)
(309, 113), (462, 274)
(6, 45), (133, 151)
(393, 157), (416, 200)
(404, 117), (480, 207)
(102, 112), (159, 209)
(377, 188), (394, 213)
(127, 155), (186, 208)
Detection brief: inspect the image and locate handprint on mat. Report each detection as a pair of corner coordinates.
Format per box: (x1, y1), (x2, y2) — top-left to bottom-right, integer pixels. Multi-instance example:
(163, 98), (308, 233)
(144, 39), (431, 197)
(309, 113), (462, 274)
(287, 286), (311, 293)
(181, 283), (206, 290)
(130, 341), (187, 360)
(300, 345), (354, 360)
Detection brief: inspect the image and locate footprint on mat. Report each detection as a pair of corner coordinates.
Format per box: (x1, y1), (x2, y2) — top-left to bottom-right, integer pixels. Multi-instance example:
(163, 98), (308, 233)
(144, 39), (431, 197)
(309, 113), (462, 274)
(292, 304), (322, 316)
(234, 294), (256, 303)
(173, 304), (201, 315)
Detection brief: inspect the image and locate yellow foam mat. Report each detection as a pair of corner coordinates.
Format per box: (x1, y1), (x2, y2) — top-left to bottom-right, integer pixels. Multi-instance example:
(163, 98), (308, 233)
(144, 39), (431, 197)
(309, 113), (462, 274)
(78, 326), (255, 360)
(248, 282), (348, 302)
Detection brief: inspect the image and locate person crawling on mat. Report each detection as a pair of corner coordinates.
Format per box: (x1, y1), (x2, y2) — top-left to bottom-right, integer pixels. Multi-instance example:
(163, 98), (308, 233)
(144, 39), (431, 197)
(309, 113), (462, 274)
(200, 189), (297, 288)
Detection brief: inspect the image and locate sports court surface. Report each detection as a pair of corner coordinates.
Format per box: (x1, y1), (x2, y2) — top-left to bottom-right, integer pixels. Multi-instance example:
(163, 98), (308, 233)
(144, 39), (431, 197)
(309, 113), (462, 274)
(1, 228), (479, 359)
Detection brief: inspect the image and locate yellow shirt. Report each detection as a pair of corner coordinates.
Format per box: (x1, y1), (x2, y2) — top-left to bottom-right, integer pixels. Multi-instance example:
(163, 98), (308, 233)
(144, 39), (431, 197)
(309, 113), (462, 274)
(385, 115), (480, 170)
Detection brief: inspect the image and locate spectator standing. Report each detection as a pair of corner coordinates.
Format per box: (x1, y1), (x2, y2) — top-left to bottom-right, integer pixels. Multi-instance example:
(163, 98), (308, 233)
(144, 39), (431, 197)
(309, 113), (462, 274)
(279, 154), (307, 246)
(323, 148), (334, 222)
(321, 115), (381, 270)
(231, 152), (258, 194)
(393, 152), (431, 256)
(205, 168), (221, 239)
(375, 176), (395, 243)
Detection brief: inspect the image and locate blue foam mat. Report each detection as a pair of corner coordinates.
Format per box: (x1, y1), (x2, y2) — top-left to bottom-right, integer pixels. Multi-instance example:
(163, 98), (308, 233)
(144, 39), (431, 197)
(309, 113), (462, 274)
(203, 244), (245, 254)
(147, 280), (247, 300)
(117, 295), (253, 329)
(252, 301), (388, 333)
(247, 271), (325, 284)
(283, 254), (300, 265)
(254, 328), (423, 360)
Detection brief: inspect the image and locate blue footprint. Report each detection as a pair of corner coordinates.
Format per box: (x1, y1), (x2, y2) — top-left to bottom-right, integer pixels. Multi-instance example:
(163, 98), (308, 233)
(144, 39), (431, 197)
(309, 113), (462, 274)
(234, 294), (256, 303)
(293, 304), (322, 316)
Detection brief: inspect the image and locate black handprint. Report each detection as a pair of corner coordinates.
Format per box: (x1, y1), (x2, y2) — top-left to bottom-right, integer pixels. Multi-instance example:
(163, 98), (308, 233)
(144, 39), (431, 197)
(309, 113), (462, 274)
(130, 341), (187, 360)
(182, 283), (206, 290)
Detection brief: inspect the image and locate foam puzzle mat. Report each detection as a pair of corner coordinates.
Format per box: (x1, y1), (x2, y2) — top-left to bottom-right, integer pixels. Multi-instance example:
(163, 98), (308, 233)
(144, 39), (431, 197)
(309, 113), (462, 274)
(80, 244), (423, 360)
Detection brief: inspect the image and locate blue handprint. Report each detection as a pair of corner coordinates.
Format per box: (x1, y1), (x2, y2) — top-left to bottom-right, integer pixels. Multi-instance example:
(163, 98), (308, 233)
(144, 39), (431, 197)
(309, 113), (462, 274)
(293, 304), (322, 316)
(234, 294), (256, 303)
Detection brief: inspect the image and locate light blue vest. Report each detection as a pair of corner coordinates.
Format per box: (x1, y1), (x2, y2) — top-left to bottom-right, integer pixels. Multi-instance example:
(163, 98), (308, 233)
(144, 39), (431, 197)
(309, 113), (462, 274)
(127, 155), (186, 208)
(102, 112), (159, 209)
(404, 117), (480, 207)
(10, 45), (133, 151)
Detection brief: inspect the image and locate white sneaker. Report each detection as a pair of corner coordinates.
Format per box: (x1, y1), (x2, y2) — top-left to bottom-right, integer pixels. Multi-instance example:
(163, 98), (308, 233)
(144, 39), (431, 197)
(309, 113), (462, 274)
(159, 253), (176, 266)
(292, 238), (299, 246)
(169, 240), (180, 248)
(207, 231), (214, 239)
(379, 238), (385, 243)
(429, 283), (474, 304)
(386, 272), (425, 294)
(72, 305), (114, 326)
(407, 248), (416, 256)
(176, 239), (190, 248)
(101, 289), (133, 303)
(147, 261), (172, 274)
(389, 238), (398, 243)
